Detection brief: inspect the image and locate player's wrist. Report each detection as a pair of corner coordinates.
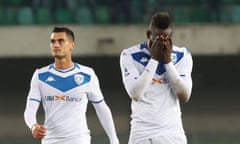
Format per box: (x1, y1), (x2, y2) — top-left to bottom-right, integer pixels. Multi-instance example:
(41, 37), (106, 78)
(149, 58), (159, 65)
(146, 58), (159, 72)
(110, 138), (119, 144)
(31, 124), (37, 132)
(163, 58), (171, 64)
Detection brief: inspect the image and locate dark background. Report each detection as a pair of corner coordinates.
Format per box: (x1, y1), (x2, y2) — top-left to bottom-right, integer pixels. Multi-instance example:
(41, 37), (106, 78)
(0, 55), (239, 114)
(0, 55), (239, 144)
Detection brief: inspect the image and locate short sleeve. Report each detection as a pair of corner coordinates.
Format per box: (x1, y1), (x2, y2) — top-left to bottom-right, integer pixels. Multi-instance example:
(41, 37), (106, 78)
(87, 69), (104, 103)
(27, 69), (41, 103)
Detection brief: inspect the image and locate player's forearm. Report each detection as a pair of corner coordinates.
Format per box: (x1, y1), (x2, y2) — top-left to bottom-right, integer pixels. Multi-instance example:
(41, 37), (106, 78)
(165, 62), (192, 103)
(24, 100), (39, 129)
(94, 101), (119, 144)
(127, 58), (158, 101)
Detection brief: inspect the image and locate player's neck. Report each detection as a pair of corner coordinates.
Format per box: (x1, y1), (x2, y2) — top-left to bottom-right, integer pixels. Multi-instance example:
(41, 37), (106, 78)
(54, 58), (74, 70)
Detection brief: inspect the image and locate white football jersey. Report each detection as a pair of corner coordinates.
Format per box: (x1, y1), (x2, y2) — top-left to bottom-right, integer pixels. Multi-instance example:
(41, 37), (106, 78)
(120, 41), (193, 144)
(27, 63), (104, 143)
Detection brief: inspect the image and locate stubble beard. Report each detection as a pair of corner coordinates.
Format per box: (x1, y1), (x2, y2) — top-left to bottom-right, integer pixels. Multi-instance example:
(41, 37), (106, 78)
(53, 54), (66, 60)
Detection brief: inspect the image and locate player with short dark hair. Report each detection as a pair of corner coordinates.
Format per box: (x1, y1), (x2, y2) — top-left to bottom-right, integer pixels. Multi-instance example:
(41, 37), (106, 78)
(120, 12), (193, 144)
(24, 26), (119, 144)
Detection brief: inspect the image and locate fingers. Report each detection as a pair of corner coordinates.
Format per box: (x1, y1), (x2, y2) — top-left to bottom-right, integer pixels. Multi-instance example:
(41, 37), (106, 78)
(160, 35), (172, 63)
(32, 124), (47, 140)
(150, 35), (159, 48)
(160, 34), (169, 41)
(154, 34), (170, 49)
(156, 35), (172, 63)
(149, 34), (172, 62)
(160, 35), (171, 48)
(149, 36), (163, 60)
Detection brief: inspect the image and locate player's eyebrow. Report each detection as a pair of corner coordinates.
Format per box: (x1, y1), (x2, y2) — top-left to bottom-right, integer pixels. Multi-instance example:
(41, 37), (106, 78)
(50, 38), (65, 43)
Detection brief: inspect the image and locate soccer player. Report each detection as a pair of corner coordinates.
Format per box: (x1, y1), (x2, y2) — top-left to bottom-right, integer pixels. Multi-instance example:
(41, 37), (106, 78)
(24, 27), (119, 144)
(120, 12), (193, 144)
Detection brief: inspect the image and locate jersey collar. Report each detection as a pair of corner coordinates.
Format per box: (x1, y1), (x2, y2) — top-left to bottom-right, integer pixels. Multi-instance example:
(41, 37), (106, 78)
(49, 63), (80, 73)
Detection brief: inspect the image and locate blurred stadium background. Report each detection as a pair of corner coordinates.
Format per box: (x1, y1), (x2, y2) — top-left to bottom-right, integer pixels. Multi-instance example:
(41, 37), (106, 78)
(0, 0), (240, 144)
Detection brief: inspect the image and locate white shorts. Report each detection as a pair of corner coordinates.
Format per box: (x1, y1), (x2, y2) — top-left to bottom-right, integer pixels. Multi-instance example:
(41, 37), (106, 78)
(130, 134), (187, 144)
(42, 135), (91, 144)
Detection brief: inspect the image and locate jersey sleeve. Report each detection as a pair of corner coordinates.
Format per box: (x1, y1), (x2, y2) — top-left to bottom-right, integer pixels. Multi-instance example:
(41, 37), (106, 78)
(165, 48), (193, 102)
(177, 49), (193, 77)
(87, 69), (104, 103)
(120, 49), (159, 101)
(93, 101), (119, 144)
(24, 69), (41, 129)
(27, 69), (42, 102)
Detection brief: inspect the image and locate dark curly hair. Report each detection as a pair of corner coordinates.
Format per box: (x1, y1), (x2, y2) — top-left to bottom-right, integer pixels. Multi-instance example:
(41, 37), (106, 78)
(150, 12), (171, 29)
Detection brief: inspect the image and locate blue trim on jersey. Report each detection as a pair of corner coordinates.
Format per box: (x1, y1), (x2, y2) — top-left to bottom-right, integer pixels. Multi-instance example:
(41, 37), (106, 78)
(140, 41), (148, 49)
(49, 63), (80, 73)
(39, 72), (91, 92)
(131, 50), (184, 75)
(156, 61), (165, 75)
(171, 50), (184, 64)
(29, 98), (41, 103)
(132, 52), (151, 66)
(91, 99), (104, 104)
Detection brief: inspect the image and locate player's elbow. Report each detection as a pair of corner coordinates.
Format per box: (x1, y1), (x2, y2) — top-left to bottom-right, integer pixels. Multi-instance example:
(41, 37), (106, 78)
(178, 93), (189, 103)
(177, 89), (191, 103)
(172, 80), (192, 103)
(127, 88), (143, 101)
(129, 91), (141, 101)
(132, 95), (141, 101)
(124, 81), (146, 101)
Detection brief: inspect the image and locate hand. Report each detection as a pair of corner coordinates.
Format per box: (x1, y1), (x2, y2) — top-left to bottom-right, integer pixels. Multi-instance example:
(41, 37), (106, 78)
(149, 36), (164, 61)
(149, 34), (172, 63)
(160, 34), (172, 64)
(31, 124), (47, 140)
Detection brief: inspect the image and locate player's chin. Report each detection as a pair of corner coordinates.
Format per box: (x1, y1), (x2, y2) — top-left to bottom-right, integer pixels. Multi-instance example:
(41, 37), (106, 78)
(53, 54), (65, 59)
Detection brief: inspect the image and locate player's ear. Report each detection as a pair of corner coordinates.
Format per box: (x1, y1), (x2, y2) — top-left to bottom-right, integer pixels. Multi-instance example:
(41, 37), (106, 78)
(70, 42), (75, 51)
(146, 29), (151, 39)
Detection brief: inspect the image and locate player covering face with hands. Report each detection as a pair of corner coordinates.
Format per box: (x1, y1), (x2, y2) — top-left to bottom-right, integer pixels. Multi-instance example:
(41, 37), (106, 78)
(149, 32), (172, 63)
(120, 12), (193, 144)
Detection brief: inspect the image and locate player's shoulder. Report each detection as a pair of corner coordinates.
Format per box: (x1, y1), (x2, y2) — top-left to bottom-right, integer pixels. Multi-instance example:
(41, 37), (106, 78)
(36, 64), (52, 73)
(121, 41), (147, 56)
(173, 45), (192, 55)
(75, 63), (95, 74)
(121, 45), (138, 56)
(172, 45), (193, 64)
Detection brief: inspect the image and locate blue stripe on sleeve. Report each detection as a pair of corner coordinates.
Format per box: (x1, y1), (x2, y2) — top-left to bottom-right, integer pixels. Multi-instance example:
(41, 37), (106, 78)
(90, 99), (104, 104)
(29, 98), (41, 103)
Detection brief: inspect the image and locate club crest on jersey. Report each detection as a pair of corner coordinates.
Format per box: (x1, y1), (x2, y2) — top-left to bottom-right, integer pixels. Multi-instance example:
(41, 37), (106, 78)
(140, 57), (148, 63)
(74, 74), (84, 85)
(171, 53), (178, 64)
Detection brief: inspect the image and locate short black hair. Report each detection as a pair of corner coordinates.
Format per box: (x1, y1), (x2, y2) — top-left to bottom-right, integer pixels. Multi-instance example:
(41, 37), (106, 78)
(150, 12), (171, 29)
(52, 26), (75, 41)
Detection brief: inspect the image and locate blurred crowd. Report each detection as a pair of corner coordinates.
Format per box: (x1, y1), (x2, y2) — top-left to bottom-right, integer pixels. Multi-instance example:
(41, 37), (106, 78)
(0, 0), (240, 25)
